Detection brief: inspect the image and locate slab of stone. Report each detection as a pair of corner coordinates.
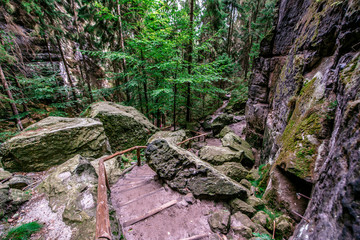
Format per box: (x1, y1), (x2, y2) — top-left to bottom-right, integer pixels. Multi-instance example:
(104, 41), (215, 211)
(230, 198), (257, 217)
(148, 130), (186, 145)
(146, 139), (248, 200)
(221, 133), (254, 167)
(215, 162), (249, 182)
(199, 146), (243, 166)
(0, 117), (110, 172)
(8, 175), (31, 189)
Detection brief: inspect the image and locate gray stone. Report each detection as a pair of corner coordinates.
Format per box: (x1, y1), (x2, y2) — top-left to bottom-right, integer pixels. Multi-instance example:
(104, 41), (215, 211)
(83, 101), (157, 151)
(221, 133), (254, 167)
(0, 168), (11, 181)
(231, 212), (270, 236)
(145, 139), (248, 200)
(184, 193), (195, 204)
(148, 130), (186, 145)
(8, 175), (31, 189)
(199, 146), (243, 166)
(230, 198), (256, 217)
(251, 211), (270, 227)
(0, 183), (10, 218)
(215, 162), (249, 182)
(219, 126), (235, 138)
(211, 114), (234, 135)
(9, 188), (31, 205)
(246, 196), (265, 210)
(240, 179), (252, 189)
(0, 117), (110, 172)
(38, 155), (98, 239)
(208, 210), (231, 234)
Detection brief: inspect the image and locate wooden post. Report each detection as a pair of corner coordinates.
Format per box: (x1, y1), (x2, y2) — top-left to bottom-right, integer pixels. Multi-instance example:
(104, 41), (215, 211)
(137, 148), (141, 166)
(95, 159), (112, 240)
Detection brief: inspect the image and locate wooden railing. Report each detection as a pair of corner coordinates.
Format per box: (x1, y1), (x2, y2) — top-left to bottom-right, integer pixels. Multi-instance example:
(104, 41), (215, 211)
(95, 133), (209, 239)
(95, 146), (147, 240)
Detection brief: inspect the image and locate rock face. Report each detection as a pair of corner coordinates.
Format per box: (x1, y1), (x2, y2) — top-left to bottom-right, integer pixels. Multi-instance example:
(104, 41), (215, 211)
(145, 139), (248, 200)
(83, 102), (157, 151)
(0, 117), (110, 172)
(221, 133), (254, 168)
(245, 0), (360, 238)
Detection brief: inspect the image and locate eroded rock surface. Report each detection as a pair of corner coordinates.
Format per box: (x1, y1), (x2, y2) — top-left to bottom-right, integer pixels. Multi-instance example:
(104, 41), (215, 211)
(0, 117), (110, 172)
(145, 139), (248, 200)
(83, 101), (157, 151)
(245, 0), (360, 238)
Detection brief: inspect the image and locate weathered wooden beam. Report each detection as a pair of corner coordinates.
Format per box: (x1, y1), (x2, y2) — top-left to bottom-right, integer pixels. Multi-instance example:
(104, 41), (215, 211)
(123, 200), (177, 227)
(95, 159), (112, 240)
(179, 234), (209, 240)
(119, 188), (164, 207)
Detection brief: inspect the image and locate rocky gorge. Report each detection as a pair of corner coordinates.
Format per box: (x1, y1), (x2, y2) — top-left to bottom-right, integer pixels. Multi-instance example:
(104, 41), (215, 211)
(0, 0), (359, 239)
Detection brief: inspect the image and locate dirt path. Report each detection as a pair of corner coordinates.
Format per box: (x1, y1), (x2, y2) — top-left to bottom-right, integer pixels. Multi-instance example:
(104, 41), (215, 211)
(111, 165), (226, 240)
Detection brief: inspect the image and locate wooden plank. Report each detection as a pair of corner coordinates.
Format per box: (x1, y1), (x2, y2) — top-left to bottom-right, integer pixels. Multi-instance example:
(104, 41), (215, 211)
(123, 200), (177, 227)
(116, 181), (152, 193)
(119, 188), (164, 207)
(179, 234), (209, 240)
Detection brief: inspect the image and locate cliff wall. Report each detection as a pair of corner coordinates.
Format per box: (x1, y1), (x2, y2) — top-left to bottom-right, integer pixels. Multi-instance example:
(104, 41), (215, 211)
(245, 0), (359, 238)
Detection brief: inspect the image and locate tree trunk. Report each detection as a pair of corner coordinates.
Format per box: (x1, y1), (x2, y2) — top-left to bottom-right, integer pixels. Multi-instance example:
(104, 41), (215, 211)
(141, 50), (149, 117)
(186, 0), (194, 123)
(72, 0), (93, 103)
(117, 2), (130, 101)
(226, 2), (235, 57)
(173, 83), (177, 131)
(0, 65), (23, 131)
(56, 36), (79, 110)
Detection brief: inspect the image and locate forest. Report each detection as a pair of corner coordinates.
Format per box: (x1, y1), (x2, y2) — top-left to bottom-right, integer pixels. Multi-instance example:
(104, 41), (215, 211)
(0, 0), (276, 140)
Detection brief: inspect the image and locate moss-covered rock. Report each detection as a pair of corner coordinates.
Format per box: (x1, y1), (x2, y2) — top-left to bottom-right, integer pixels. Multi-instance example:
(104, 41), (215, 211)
(222, 132), (254, 168)
(219, 126), (235, 138)
(208, 210), (231, 234)
(0, 168), (11, 181)
(215, 162), (249, 182)
(230, 198), (257, 217)
(148, 130), (186, 145)
(199, 146), (243, 166)
(83, 101), (157, 151)
(38, 155), (98, 240)
(145, 139), (248, 200)
(0, 117), (110, 172)
(211, 114), (234, 135)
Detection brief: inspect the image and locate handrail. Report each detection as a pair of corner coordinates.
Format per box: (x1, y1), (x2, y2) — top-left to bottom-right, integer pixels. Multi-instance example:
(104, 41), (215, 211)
(95, 133), (209, 240)
(177, 132), (210, 146)
(95, 146), (146, 240)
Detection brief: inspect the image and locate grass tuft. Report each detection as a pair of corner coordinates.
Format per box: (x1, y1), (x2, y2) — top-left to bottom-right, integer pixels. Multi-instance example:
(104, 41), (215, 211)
(3, 221), (43, 240)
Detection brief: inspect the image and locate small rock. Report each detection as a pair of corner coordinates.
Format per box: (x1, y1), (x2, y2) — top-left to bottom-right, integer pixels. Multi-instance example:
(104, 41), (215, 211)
(219, 126), (235, 138)
(246, 196), (265, 210)
(215, 162), (249, 182)
(184, 193), (195, 204)
(240, 179), (252, 189)
(274, 215), (294, 238)
(0, 168), (12, 181)
(10, 188), (32, 205)
(8, 175), (31, 189)
(233, 225), (253, 239)
(230, 198), (256, 217)
(251, 211), (270, 227)
(208, 210), (231, 234)
(8, 218), (14, 223)
(231, 212), (270, 235)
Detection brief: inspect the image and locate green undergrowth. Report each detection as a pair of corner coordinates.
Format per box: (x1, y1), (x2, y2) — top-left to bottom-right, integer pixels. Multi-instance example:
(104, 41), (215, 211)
(3, 221), (43, 240)
(253, 233), (272, 240)
(249, 164), (271, 198)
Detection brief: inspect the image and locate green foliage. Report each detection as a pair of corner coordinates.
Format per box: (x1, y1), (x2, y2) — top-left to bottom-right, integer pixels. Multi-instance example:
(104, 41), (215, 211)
(253, 232), (272, 240)
(250, 164), (270, 198)
(0, 130), (19, 144)
(3, 221), (43, 240)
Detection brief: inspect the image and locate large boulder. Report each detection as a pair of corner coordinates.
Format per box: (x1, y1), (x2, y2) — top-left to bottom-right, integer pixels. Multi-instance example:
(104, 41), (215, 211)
(83, 102), (157, 151)
(211, 114), (234, 135)
(221, 132), (254, 168)
(148, 130), (186, 145)
(145, 139), (248, 200)
(0, 117), (110, 172)
(199, 146), (243, 166)
(37, 155), (98, 239)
